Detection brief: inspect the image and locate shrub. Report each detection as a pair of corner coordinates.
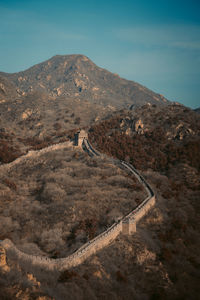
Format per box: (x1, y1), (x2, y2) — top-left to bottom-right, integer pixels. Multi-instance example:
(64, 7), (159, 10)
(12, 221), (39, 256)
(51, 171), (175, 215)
(82, 273), (89, 280)
(159, 247), (172, 262)
(2, 178), (17, 191)
(77, 218), (98, 240)
(74, 117), (81, 125)
(116, 270), (127, 283)
(53, 123), (62, 130)
(58, 270), (78, 282)
(0, 141), (21, 163)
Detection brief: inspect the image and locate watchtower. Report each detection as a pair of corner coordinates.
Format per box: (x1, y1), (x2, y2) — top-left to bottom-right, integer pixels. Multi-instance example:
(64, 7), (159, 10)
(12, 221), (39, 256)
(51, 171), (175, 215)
(122, 217), (136, 235)
(74, 130), (88, 147)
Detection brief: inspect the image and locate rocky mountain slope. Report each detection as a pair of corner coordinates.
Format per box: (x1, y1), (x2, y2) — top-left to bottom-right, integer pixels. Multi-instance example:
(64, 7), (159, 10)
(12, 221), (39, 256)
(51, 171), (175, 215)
(89, 103), (200, 172)
(0, 54), (169, 108)
(0, 55), (170, 163)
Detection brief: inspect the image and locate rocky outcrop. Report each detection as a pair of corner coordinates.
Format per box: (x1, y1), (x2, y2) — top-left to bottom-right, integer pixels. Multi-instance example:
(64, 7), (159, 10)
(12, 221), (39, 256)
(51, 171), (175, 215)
(0, 246), (9, 272)
(135, 119), (144, 134)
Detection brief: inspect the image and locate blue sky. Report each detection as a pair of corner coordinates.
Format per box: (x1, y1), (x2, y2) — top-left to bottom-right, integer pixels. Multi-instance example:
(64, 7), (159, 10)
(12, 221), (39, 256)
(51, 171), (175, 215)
(0, 0), (200, 108)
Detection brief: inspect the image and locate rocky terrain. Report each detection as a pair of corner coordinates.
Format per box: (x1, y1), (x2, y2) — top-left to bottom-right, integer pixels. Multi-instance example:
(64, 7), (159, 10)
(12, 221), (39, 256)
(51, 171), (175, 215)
(0, 55), (169, 153)
(0, 56), (199, 299)
(89, 103), (200, 171)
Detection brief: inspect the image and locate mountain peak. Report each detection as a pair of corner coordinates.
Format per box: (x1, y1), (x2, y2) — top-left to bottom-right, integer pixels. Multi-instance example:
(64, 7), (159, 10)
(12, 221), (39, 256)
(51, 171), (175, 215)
(45, 54), (93, 70)
(0, 55), (169, 108)
(47, 54), (91, 64)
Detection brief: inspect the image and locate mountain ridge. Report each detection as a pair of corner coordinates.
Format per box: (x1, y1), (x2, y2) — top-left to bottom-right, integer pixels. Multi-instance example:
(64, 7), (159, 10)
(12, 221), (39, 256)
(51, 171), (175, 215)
(0, 54), (169, 108)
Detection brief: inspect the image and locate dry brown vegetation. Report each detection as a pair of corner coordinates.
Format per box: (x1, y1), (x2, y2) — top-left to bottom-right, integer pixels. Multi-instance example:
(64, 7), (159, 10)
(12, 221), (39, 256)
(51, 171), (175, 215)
(0, 129), (22, 164)
(89, 105), (200, 172)
(2, 168), (199, 300)
(83, 104), (200, 299)
(0, 146), (145, 258)
(0, 104), (200, 299)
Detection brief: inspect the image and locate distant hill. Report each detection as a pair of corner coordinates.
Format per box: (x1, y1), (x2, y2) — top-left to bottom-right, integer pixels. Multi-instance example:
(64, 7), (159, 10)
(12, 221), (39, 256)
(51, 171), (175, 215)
(0, 54), (169, 108)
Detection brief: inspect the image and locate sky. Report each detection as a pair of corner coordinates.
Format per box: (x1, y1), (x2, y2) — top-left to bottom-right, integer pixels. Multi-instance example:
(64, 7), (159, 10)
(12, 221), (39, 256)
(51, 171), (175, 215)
(0, 0), (200, 108)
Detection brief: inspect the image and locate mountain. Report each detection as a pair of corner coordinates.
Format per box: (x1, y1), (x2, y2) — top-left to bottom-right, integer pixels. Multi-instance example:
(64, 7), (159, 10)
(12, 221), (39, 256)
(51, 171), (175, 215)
(0, 54), (169, 108)
(0, 55), (170, 156)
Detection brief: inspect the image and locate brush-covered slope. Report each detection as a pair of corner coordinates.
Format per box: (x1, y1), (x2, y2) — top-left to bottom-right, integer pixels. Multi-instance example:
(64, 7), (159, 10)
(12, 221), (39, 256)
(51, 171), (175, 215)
(1, 103), (200, 299)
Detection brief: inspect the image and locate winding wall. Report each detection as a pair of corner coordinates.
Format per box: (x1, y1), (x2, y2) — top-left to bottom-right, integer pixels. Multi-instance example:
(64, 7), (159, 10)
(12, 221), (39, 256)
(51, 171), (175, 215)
(0, 140), (73, 173)
(0, 136), (155, 272)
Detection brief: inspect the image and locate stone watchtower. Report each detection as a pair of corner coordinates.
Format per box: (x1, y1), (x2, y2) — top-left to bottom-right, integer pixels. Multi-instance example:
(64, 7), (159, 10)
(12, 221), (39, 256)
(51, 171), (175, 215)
(74, 130), (88, 147)
(122, 217), (136, 235)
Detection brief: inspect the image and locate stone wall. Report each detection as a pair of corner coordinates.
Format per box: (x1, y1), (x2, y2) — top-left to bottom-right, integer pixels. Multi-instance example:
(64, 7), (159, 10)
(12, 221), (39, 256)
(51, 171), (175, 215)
(82, 138), (101, 157)
(0, 136), (155, 273)
(0, 141), (73, 173)
(1, 222), (122, 272)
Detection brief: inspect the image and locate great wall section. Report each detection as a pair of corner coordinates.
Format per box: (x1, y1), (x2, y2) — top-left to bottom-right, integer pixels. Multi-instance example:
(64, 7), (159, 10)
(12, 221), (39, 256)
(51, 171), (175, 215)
(0, 130), (156, 273)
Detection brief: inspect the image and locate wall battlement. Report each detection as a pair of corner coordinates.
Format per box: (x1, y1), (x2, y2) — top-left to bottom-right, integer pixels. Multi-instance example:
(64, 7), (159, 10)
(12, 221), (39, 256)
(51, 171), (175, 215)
(0, 134), (155, 273)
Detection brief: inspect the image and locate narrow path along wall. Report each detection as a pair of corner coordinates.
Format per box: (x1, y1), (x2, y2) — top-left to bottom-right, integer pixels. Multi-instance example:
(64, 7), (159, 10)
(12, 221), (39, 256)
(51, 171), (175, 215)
(0, 134), (156, 273)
